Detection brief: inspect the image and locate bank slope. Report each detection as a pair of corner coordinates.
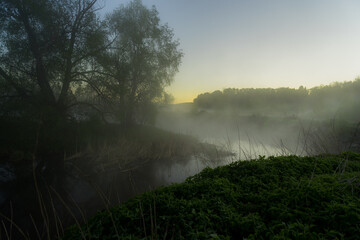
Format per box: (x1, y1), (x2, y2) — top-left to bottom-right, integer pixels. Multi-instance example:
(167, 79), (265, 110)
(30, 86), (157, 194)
(63, 153), (360, 240)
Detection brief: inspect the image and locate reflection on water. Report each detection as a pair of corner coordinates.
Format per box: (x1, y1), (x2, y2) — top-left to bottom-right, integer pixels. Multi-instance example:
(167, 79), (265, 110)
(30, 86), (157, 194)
(202, 137), (292, 159)
(157, 137), (293, 184)
(157, 156), (206, 183)
(155, 107), (304, 159)
(2, 108), (357, 238)
(1, 109), (306, 238)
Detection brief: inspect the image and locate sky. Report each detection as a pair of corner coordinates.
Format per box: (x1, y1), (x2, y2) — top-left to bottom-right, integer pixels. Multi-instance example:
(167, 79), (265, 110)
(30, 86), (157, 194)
(100, 0), (360, 103)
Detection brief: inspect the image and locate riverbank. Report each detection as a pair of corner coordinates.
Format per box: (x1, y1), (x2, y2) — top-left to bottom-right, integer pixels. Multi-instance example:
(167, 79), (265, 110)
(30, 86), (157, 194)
(63, 152), (360, 239)
(0, 124), (231, 239)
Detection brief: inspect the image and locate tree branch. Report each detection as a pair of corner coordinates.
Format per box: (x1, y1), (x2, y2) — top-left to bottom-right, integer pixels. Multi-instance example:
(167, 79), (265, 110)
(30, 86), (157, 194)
(16, 3), (56, 104)
(59, 0), (104, 105)
(0, 67), (29, 99)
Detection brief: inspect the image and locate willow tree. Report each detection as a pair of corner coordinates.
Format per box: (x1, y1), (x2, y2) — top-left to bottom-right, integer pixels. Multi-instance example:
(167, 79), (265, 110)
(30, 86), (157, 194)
(102, 0), (182, 126)
(0, 0), (107, 175)
(0, 0), (107, 121)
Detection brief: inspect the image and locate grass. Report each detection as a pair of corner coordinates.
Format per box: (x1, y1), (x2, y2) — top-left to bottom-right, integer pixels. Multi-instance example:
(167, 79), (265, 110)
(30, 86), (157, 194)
(62, 152), (360, 239)
(0, 122), (230, 239)
(1, 116), (359, 239)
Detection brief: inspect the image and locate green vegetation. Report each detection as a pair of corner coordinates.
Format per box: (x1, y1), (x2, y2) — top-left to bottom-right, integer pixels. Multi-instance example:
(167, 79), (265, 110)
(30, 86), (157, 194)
(0, 0), (182, 186)
(0, 123), (229, 239)
(1, 0), (360, 239)
(194, 80), (360, 122)
(0, 0), (181, 126)
(100, 0), (182, 126)
(63, 153), (360, 239)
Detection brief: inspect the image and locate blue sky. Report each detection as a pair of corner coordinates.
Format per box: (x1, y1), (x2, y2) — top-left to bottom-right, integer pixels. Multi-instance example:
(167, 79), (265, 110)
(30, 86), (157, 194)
(100, 0), (360, 103)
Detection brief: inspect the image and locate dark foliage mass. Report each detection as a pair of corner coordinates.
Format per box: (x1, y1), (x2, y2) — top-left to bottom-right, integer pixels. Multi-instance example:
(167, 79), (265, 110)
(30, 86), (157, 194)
(63, 153), (360, 239)
(0, 0), (182, 175)
(0, 0), (181, 125)
(1, 0), (360, 239)
(194, 80), (360, 122)
(0, 1), (182, 237)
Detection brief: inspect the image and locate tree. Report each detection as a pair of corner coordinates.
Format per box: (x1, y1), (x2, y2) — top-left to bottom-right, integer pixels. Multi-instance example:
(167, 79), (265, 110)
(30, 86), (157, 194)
(100, 0), (182, 126)
(0, 0), (108, 176)
(0, 0), (107, 121)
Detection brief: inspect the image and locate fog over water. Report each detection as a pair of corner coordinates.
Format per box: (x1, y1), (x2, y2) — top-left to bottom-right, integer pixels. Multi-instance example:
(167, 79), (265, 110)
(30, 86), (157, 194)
(3, 0), (360, 238)
(151, 103), (306, 183)
(156, 104), (302, 157)
(155, 99), (360, 183)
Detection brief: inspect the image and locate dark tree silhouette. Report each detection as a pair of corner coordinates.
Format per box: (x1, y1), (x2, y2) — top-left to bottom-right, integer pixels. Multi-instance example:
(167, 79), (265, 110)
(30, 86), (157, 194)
(97, 0), (182, 126)
(0, 0), (108, 178)
(193, 79), (360, 122)
(0, 0), (107, 121)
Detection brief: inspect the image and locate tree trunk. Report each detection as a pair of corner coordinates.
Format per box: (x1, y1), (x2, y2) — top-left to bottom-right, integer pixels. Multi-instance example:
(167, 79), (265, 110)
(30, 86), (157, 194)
(123, 78), (138, 127)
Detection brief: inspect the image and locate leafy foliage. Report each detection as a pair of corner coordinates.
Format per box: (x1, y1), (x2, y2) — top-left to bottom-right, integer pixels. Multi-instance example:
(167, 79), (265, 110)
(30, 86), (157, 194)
(97, 0), (182, 126)
(0, 0), (182, 176)
(193, 80), (360, 122)
(0, 0), (182, 125)
(63, 153), (360, 239)
(0, 0), (107, 120)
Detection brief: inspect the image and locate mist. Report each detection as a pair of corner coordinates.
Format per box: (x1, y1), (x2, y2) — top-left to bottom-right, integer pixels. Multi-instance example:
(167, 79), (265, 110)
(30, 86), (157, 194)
(156, 81), (360, 159)
(1, 0), (360, 238)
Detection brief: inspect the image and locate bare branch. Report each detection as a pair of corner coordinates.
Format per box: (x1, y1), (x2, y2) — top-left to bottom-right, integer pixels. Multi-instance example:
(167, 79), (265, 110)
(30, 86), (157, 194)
(0, 67), (29, 99)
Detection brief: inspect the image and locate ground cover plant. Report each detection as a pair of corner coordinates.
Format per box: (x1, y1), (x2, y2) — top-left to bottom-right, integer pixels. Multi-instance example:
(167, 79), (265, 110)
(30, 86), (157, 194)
(63, 152), (360, 239)
(0, 122), (230, 239)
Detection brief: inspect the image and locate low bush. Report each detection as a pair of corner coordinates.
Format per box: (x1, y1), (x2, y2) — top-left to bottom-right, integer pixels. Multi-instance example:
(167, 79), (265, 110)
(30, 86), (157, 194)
(63, 153), (360, 239)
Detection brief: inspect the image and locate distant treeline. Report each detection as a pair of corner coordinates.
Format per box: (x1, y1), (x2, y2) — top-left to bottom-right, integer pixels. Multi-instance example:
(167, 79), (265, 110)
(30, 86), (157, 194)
(193, 79), (360, 121)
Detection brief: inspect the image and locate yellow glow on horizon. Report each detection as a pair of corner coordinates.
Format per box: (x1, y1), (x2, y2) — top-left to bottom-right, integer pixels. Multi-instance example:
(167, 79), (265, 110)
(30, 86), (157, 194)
(173, 97), (195, 104)
(170, 91), (197, 104)
(168, 74), (360, 104)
